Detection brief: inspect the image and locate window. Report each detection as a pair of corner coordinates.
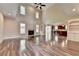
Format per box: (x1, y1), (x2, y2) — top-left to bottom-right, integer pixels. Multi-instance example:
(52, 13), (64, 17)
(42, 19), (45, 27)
(20, 23), (25, 34)
(20, 5), (26, 15)
(35, 12), (39, 19)
(36, 25), (39, 33)
(45, 25), (51, 42)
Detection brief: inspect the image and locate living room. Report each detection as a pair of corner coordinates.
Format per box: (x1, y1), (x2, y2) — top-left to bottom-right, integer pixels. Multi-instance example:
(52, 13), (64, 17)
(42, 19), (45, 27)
(0, 3), (79, 56)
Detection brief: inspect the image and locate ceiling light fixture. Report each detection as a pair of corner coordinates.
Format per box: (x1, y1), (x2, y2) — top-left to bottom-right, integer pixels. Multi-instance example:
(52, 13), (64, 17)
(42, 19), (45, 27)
(72, 8), (76, 12)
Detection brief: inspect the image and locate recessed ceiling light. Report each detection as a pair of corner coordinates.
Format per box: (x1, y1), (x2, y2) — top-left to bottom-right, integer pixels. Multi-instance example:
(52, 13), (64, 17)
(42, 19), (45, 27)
(72, 8), (76, 12)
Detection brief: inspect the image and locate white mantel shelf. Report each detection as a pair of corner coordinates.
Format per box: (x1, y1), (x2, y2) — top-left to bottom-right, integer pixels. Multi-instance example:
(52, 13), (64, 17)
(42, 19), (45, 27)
(53, 29), (67, 31)
(28, 34), (45, 37)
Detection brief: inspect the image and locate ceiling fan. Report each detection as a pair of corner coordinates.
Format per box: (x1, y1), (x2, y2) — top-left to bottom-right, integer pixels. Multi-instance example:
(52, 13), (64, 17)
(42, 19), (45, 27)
(34, 3), (46, 9)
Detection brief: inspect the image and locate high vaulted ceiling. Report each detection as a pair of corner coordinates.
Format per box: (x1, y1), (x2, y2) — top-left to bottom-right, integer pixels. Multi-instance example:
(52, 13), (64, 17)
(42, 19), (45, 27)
(0, 3), (79, 18)
(59, 3), (79, 17)
(0, 3), (19, 17)
(42, 3), (79, 16)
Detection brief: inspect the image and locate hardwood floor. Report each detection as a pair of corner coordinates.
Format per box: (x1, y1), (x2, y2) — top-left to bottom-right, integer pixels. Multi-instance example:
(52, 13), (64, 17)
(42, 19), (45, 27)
(0, 36), (79, 56)
(0, 39), (20, 56)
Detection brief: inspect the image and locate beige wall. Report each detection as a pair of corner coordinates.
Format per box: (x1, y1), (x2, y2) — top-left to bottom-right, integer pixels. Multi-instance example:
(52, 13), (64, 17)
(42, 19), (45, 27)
(4, 17), (19, 38)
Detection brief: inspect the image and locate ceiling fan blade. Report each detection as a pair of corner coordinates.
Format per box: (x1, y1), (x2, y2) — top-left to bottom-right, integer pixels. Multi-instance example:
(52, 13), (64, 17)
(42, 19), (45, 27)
(41, 5), (46, 6)
(34, 3), (37, 4)
(36, 6), (38, 8)
(40, 7), (42, 9)
(39, 3), (42, 5)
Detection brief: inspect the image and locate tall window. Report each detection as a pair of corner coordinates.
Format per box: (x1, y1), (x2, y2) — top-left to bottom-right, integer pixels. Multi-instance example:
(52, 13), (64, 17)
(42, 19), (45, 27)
(20, 5), (26, 15)
(45, 25), (51, 42)
(36, 25), (39, 33)
(35, 12), (39, 19)
(20, 23), (25, 34)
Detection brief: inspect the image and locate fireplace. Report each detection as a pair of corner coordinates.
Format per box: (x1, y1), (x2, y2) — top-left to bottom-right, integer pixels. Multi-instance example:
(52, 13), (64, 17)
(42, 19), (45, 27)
(28, 30), (34, 36)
